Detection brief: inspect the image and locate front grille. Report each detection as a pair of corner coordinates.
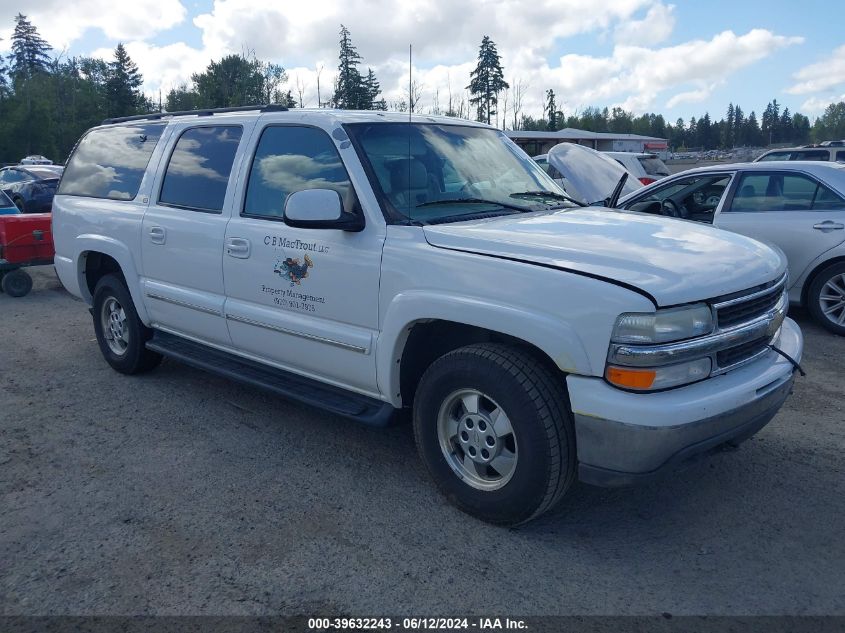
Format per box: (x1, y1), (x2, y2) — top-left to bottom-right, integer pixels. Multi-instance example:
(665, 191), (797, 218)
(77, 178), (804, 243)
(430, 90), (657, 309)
(716, 281), (785, 329)
(716, 336), (770, 369)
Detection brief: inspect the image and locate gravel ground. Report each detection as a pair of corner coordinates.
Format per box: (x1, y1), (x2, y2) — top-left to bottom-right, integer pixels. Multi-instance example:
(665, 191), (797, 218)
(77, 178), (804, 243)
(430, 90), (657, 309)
(1, 267), (843, 616)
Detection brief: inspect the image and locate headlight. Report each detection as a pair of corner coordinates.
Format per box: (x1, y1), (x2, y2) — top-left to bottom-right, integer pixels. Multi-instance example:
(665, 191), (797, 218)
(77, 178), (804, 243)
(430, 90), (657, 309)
(611, 304), (713, 344)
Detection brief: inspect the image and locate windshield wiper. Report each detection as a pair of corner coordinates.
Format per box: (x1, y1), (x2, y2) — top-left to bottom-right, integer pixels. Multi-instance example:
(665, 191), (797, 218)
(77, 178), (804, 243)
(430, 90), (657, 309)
(509, 190), (586, 207)
(415, 197), (534, 213)
(606, 173), (629, 209)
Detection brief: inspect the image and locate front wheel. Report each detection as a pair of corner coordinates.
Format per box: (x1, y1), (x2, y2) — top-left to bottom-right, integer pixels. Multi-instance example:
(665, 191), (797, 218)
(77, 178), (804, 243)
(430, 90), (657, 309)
(413, 343), (576, 525)
(808, 262), (845, 335)
(92, 274), (162, 374)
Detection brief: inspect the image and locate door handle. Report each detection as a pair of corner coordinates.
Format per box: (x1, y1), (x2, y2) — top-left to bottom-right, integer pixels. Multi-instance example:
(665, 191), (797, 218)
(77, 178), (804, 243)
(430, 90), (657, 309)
(225, 237), (251, 259)
(813, 221), (845, 232)
(149, 226), (166, 244)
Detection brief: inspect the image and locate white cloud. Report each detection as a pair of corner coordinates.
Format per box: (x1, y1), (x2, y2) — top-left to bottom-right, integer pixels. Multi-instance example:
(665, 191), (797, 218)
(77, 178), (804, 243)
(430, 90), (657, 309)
(0, 0), (186, 51)
(800, 93), (845, 113)
(614, 3), (676, 46)
(35, 0), (799, 121)
(788, 44), (845, 96)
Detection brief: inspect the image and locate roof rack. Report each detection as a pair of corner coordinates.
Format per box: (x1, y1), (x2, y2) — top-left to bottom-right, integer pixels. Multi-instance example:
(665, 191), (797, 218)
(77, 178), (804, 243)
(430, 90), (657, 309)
(101, 104), (289, 125)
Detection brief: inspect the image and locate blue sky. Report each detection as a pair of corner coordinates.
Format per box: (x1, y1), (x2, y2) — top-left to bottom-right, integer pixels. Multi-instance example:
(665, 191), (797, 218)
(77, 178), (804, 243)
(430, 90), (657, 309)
(1, 0), (843, 123)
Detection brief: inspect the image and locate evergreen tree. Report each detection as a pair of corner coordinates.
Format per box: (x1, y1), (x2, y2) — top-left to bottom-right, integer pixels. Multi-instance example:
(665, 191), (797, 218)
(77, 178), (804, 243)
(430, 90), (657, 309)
(724, 103), (735, 148)
(192, 54), (265, 108)
(733, 105), (745, 144)
(545, 89), (557, 130)
(106, 43), (143, 118)
(9, 14), (51, 81)
(745, 111), (762, 146)
(467, 35), (509, 124)
(362, 68), (384, 110)
(333, 24), (364, 109)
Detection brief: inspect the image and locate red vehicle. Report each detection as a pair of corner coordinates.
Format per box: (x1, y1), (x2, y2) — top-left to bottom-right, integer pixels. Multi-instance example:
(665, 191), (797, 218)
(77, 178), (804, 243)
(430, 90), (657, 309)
(0, 213), (54, 297)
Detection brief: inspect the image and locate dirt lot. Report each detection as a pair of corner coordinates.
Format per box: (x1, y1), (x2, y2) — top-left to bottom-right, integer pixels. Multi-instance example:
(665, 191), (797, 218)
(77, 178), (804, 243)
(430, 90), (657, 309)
(1, 267), (843, 616)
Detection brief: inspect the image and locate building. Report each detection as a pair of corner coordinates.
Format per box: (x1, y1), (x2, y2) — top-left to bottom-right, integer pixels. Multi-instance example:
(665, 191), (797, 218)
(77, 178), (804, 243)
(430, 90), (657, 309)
(506, 128), (669, 159)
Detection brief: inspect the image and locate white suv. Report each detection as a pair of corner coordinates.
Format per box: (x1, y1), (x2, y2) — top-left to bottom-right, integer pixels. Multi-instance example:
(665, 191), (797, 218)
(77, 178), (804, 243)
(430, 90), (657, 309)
(755, 146), (845, 163)
(52, 106), (802, 525)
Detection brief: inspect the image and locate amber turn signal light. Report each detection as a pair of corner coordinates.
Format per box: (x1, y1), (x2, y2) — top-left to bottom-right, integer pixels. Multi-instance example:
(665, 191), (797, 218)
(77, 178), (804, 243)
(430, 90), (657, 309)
(606, 366), (657, 390)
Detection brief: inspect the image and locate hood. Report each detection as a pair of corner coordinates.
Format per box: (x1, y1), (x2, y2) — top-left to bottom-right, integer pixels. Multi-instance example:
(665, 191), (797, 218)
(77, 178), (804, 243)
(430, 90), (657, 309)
(423, 208), (786, 307)
(547, 142), (643, 205)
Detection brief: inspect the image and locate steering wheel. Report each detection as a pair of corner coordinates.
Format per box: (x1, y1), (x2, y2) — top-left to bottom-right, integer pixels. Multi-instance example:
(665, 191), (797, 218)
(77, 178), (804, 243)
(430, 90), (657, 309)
(661, 198), (686, 218)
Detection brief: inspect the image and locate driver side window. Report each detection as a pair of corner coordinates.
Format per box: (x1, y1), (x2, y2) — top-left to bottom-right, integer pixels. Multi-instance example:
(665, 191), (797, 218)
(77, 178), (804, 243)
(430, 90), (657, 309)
(625, 174), (731, 222)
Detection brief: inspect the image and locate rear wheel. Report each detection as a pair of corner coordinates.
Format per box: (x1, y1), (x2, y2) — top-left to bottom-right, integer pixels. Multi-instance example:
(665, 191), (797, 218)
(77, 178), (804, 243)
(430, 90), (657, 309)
(808, 262), (845, 336)
(413, 343), (576, 526)
(92, 274), (162, 374)
(1, 269), (33, 297)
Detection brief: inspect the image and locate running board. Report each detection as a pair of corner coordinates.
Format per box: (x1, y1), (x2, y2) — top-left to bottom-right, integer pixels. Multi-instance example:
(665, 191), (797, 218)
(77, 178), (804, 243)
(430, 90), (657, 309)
(146, 331), (396, 426)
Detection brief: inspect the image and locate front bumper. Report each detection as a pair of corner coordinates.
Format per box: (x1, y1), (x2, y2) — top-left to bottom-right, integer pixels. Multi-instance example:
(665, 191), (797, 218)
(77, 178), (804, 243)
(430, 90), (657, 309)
(568, 316), (802, 487)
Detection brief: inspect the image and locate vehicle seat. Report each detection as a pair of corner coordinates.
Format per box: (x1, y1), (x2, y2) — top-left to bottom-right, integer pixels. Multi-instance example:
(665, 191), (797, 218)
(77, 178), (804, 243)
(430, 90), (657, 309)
(388, 158), (434, 210)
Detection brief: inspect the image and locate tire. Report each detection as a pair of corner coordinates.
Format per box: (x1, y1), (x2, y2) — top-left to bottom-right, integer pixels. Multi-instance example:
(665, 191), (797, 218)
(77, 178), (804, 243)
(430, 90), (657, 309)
(1, 269), (33, 297)
(92, 273), (162, 374)
(808, 261), (845, 336)
(413, 343), (576, 526)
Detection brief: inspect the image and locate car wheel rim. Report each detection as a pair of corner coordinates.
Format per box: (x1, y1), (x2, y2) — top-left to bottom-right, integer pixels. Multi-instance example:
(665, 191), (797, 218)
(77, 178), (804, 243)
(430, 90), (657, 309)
(819, 273), (845, 327)
(101, 297), (129, 356)
(436, 389), (518, 491)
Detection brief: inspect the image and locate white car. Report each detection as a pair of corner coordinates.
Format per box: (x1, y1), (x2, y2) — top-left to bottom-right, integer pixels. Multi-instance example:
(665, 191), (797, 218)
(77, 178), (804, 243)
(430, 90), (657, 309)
(533, 148), (643, 204)
(603, 151), (670, 185)
(550, 146), (845, 335)
(19, 155), (53, 165)
(52, 107), (801, 524)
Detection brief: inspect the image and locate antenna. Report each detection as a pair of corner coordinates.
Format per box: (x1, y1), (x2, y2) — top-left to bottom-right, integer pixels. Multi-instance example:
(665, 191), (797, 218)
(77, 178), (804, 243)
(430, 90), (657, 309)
(407, 43), (412, 225)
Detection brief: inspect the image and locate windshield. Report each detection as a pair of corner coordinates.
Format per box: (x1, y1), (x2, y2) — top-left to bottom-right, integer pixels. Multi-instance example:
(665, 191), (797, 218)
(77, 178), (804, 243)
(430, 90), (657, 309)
(346, 123), (570, 224)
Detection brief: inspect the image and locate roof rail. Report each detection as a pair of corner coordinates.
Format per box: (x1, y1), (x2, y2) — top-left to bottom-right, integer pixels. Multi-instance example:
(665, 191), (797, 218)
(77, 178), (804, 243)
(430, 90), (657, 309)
(101, 103), (289, 125)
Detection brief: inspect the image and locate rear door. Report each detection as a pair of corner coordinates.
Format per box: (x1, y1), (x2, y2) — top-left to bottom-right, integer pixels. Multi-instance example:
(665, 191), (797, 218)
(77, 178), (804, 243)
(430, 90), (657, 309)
(716, 170), (845, 285)
(222, 123), (384, 395)
(140, 122), (253, 346)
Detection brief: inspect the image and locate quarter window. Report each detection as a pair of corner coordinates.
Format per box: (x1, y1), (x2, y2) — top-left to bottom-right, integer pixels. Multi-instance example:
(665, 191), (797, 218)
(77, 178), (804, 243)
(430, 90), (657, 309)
(58, 123), (166, 200)
(243, 126), (354, 219)
(159, 126), (243, 212)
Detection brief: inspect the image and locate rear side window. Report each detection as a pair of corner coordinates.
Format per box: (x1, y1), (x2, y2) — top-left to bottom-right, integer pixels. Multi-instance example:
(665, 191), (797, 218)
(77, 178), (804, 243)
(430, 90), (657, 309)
(638, 156), (669, 176)
(58, 123), (166, 200)
(243, 126), (353, 219)
(836, 151), (845, 162)
(159, 126), (243, 212)
(794, 150), (829, 161)
(729, 173), (831, 212)
(758, 152), (791, 162)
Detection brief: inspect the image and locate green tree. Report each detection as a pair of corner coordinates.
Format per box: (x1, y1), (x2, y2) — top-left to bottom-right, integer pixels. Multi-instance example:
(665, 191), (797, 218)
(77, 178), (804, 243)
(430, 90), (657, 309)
(545, 89), (557, 130)
(192, 54), (265, 108)
(106, 43), (143, 118)
(8, 13), (51, 81)
(812, 102), (845, 142)
(744, 111), (763, 146)
(467, 35), (509, 124)
(723, 103), (735, 148)
(792, 112), (811, 145)
(333, 24), (364, 109)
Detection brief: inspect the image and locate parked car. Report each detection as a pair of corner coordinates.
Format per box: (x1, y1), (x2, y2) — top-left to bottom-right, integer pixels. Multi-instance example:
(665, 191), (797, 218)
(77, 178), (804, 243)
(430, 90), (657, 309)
(603, 151), (670, 185)
(0, 165), (64, 213)
(19, 154), (53, 165)
(53, 107), (801, 525)
(534, 148), (642, 204)
(0, 190), (18, 215)
(755, 146), (845, 163)
(549, 145), (845, 335)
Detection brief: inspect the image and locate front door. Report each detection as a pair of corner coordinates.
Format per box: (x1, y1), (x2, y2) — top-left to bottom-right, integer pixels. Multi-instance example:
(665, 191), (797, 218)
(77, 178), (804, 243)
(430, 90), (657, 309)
(222, 124), (385, 395)
(141, 123), (251, 346)
(716, 170), (845, 285)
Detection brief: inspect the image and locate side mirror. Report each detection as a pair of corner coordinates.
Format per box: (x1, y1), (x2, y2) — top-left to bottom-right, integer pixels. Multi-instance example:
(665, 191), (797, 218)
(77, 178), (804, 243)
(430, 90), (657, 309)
(283, 188), (364, 232)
